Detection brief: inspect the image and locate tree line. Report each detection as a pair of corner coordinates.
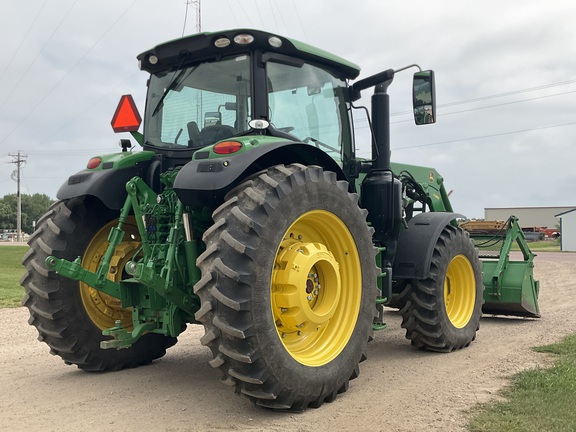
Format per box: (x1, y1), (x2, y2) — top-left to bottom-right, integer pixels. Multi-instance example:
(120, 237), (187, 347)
(0, 193), (54, 234)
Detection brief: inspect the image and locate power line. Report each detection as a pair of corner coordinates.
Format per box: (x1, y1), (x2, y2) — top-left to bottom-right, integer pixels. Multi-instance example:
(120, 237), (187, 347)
(440, 88), (576, 116)
(0, 0), (49, 86)
(440, 78), (576, 108)
(44, 71), (141, 142)
(253, 0), (266, 29)
(393, 121), (576, 151)
(290, 0), (309, 42)
(390, 78), (576, 118)
(0, 0), (80, 109)
(225, 0), (240, 27)
(0, 0), (139, 147)
(352, 79), (576, 126)
(25, 148), (112, 156)
(236, 1), (254, 26)
(20, 119), (576, 160)
(384, 88), (576, 126)
(270, 0), (289, 36)
(267, 0), (280, 31)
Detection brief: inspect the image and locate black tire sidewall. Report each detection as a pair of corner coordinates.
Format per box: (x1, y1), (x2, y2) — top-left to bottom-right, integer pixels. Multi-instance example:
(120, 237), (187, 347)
(432, 228), (483, 347)
(27, 197), (173, 370)
(245, 171), (376, 397)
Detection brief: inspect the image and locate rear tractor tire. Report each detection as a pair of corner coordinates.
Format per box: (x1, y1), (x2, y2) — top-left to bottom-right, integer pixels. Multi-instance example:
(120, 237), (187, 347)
(195, 164), (378, 410)
(400, 225), (483, 352)
(21, 196), (176, 371)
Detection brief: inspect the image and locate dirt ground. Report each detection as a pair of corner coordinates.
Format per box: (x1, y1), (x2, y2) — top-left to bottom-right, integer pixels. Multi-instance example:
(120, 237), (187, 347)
(2, 252), (575, 432)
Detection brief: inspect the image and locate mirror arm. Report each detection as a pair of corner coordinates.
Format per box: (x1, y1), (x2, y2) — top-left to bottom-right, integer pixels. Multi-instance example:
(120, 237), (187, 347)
(350, 64), (423, 101)
(394, 64), (422, 74)
(351, 69), (395, 101)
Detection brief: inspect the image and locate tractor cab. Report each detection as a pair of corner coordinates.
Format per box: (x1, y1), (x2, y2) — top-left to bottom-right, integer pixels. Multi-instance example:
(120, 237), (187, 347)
(138, 29), (359, 168)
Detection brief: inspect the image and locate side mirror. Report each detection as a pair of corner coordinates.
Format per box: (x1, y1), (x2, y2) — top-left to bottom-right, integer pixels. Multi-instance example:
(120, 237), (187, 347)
(412, 70), (436, 125)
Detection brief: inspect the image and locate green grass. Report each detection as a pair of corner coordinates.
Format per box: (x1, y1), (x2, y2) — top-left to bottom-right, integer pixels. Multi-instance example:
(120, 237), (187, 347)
(511, 240), (561, 252)
(471, 237), (560, 253)
(470, 334), (576, 432)
(0, 245), (27, 307)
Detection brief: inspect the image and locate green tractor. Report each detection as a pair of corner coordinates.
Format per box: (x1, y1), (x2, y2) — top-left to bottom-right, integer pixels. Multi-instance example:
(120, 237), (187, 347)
(21, 29), (539, 410)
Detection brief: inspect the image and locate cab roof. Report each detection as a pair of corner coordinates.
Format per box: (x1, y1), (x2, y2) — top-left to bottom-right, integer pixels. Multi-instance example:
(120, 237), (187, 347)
(137, 29), (361, 80)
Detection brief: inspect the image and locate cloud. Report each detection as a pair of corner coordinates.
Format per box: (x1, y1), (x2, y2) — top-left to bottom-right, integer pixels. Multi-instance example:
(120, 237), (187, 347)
(1, 0), (575, 220)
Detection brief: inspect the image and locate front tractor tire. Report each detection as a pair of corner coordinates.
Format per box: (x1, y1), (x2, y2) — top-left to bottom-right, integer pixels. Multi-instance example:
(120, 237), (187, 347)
(400, 225), (483, 352)
(21, 196), (176, 371)
(195, 164), (378, 410)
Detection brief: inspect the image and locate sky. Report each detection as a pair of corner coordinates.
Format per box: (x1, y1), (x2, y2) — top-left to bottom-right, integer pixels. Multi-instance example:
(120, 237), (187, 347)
(1, 0), (575, 219)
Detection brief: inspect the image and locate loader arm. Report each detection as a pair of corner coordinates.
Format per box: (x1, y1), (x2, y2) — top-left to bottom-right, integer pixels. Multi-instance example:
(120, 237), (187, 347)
(391, 161), (454, 214)
(464, 216), (540, 318)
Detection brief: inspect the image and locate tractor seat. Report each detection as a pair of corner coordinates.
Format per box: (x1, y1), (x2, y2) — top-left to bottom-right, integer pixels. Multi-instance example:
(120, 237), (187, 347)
(187, 121), (201, 147)
(197, 125), (236, 147)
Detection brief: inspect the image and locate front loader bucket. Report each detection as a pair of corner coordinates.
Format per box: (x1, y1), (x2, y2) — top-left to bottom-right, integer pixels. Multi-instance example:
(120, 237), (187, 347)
(462, 216), (541, 318)
(481, 260), (540, 318)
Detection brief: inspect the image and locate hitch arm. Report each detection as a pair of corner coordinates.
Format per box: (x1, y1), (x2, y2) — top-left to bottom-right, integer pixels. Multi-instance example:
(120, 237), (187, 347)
(45, 256), (121, 298)
(101, 320), (156, 350)
(44, 191), (137, 300)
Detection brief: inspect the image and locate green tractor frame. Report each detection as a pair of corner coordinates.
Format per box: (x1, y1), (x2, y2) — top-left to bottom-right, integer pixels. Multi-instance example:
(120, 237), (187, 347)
(21, 29), (540, 411)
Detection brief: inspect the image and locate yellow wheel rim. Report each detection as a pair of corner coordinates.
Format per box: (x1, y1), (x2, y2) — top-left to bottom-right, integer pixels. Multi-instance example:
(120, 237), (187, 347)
(80, 218), (141, 331)
(443, 254), (475, 328)
(271, 210), (362, 366)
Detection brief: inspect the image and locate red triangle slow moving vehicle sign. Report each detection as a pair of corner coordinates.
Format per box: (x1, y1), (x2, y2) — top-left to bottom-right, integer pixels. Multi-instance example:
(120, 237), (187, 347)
(111, 95), (142, 133)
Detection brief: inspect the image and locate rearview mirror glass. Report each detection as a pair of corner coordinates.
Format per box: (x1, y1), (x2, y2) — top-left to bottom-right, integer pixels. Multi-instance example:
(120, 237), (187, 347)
(413, 70), (436, 125)
(204, 111), (221, 127)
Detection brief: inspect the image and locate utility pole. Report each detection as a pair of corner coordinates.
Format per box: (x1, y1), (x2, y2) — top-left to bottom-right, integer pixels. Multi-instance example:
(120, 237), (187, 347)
(9, 151), (27, 242)
(194, 0), (201, 33)
(183, 0), (201, 35)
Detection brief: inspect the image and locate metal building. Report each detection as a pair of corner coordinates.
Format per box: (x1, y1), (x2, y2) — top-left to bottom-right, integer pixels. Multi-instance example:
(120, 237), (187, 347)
(555, 209), (576, 252)
(484, 206), (575, 229)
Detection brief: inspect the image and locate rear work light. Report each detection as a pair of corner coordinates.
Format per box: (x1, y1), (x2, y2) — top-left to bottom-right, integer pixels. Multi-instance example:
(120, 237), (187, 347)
(213, 141), (243, 155)
(268, 36), (282, 48)
(87, 157), (102, 169)
(214, 37), (231, 48)
(234, 34), (254, 45)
